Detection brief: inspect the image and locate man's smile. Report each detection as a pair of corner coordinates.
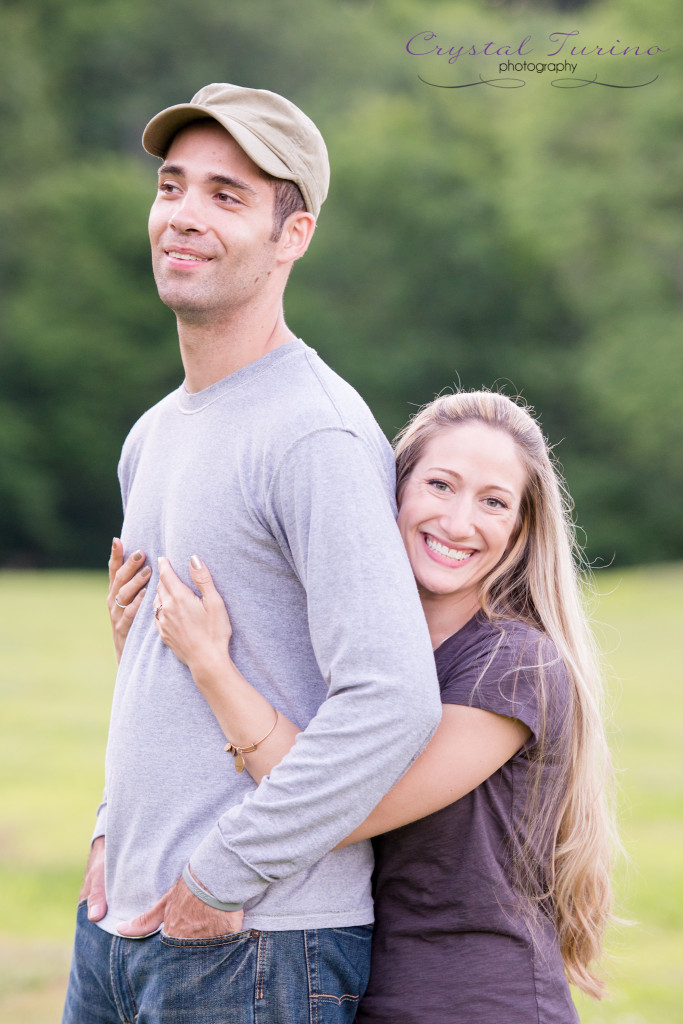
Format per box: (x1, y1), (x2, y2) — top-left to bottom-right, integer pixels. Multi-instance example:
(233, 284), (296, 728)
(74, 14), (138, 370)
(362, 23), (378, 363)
(164, 248), (213, 262)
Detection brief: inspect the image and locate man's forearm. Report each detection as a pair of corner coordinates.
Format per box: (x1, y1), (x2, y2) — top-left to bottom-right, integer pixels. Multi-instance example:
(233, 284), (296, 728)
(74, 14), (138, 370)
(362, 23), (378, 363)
(189, 647), (440, 906)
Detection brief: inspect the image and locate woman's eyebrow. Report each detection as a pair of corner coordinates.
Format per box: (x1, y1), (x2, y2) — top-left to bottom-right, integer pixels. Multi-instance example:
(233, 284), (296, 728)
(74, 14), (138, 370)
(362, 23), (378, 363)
(425, 467), (516, 499)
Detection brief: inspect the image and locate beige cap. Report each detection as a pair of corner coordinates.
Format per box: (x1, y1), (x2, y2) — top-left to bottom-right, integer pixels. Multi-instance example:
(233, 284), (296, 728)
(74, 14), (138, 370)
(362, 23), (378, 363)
(142, 83), (329, 218)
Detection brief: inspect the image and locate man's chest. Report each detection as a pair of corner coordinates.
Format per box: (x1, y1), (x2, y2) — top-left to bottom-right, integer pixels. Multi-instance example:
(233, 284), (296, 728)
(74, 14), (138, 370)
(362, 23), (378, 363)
(120, 420), (289, 590)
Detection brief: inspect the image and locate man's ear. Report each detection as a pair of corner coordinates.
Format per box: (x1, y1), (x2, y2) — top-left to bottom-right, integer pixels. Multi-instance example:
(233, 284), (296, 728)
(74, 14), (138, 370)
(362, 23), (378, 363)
(276, 211), (317, 265)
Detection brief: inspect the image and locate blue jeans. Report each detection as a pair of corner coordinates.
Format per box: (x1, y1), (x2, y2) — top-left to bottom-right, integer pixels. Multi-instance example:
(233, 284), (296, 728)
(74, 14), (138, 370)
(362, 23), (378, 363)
(62, 901), (372, 1023)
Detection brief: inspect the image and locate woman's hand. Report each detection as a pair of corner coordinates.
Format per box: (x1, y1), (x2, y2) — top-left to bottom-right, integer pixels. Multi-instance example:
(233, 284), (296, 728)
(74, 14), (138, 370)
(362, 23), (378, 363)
(107, 539), (151, 663)
(154, 555), (233, 675)
(155, 555), (301, 785)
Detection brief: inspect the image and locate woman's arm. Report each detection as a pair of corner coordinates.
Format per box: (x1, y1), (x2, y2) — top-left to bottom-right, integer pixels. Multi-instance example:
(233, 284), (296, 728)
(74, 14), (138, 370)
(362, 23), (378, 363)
(155, 556), (301, 780)
(155, 556), (529, 826)
(337, 703), (530, 845)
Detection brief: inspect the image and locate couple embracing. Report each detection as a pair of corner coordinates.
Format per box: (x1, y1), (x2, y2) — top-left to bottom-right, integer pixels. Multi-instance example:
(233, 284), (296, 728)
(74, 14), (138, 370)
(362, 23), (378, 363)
(63, 83), (615, 1024)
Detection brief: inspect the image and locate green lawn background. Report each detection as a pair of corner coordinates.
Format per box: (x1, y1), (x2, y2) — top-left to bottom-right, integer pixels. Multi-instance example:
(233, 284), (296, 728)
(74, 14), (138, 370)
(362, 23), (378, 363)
(0, 566), (681, 1022)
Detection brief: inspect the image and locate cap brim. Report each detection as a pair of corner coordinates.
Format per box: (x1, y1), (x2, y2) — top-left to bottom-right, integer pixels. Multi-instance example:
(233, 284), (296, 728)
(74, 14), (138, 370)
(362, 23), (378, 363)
(142, 104), (306, 202)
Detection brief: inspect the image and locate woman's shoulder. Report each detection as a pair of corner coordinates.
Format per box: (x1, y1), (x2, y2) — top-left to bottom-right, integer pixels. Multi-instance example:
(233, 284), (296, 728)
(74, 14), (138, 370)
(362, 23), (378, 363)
(435, 611), (559, 676)
(435, 612), (570, 742)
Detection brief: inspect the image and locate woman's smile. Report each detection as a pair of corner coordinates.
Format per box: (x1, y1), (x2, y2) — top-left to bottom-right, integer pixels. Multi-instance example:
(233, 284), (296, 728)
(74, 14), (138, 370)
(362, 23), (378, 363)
(422, 533), (477, 566)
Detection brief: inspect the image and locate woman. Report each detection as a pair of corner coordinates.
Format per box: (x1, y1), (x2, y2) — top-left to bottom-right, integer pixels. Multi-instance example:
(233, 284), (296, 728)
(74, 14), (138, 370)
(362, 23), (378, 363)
(113, 390), (615, 1022)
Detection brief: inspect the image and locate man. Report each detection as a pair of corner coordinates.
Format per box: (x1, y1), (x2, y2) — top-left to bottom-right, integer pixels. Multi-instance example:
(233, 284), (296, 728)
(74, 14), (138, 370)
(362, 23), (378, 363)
(62, 83), (440, 1024)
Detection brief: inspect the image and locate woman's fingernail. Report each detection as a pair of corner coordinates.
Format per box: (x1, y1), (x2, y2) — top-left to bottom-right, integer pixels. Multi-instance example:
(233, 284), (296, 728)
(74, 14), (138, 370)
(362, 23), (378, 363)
(190, 555), (202, 570)
(133, 550), (143, 561)
(141, 566), (151, 578)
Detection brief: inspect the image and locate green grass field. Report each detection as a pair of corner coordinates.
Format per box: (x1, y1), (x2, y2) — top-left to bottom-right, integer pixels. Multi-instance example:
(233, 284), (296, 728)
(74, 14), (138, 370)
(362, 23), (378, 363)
(1, 566), (681, 1022)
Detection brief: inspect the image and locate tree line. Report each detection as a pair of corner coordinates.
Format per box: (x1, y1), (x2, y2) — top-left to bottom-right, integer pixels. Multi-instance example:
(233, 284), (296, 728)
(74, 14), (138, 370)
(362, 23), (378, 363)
(0, 0), (680, 568)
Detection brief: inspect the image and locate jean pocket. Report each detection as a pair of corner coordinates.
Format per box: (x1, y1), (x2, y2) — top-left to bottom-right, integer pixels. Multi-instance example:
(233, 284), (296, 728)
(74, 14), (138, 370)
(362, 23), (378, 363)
(159, 927), (255, 949)
(153, 928), (259, 1017)
(306, 925), (373, 1014)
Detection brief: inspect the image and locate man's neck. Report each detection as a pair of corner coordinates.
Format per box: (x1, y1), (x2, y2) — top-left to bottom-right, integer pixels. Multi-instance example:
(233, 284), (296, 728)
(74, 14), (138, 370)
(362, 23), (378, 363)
(178, 309), (296, 393)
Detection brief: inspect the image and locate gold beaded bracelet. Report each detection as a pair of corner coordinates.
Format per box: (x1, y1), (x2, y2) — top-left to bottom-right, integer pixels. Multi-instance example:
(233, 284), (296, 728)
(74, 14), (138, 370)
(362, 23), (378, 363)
(225, 710), (279, 773)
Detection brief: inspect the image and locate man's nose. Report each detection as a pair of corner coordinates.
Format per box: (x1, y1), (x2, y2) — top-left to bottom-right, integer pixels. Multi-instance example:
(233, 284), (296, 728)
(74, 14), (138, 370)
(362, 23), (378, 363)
(168, 191), (207, 233)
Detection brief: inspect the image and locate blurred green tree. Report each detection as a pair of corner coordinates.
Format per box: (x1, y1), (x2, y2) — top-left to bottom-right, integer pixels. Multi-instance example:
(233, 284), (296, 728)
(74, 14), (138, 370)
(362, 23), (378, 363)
(0, 0), (679, 567)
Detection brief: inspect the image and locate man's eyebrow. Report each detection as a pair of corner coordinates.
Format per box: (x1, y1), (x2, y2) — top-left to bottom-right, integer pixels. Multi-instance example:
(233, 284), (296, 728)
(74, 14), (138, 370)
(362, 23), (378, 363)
(207, 173), (258, 197)
(158, 163), (184, 178)
(157, 164), (258, 197)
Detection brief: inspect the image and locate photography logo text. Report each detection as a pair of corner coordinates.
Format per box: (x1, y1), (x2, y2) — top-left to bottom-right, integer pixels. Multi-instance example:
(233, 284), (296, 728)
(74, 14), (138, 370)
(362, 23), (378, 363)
(407, 30), (667, 89)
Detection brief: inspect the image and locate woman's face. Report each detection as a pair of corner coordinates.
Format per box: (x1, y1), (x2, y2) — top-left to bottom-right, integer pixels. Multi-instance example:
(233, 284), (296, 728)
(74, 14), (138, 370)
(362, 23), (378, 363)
(397, 422), (527, 614)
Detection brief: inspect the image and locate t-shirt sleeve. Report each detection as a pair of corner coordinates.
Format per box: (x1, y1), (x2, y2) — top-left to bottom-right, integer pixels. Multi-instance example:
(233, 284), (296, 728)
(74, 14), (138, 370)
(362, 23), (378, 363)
(437, 622), (569, 749)
(188, 427), (442, 907)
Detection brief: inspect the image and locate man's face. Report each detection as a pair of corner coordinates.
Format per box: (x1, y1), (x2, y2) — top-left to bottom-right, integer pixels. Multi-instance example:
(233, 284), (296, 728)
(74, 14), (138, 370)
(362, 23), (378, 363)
(148, 120), (281, 324)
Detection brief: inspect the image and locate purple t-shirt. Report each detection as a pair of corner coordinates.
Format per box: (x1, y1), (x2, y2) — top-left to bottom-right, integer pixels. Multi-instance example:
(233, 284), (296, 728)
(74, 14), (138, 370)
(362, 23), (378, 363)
(357, 612), (580, 1024)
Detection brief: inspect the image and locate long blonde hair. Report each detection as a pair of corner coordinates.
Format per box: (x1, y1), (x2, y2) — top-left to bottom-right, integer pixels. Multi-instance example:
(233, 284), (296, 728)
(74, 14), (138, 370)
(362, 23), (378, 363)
(394, 390), (616, 999)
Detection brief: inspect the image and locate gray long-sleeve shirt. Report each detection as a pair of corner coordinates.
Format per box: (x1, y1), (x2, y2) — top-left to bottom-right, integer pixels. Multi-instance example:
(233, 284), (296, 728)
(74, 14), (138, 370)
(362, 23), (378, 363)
(94, 339), (440, 934)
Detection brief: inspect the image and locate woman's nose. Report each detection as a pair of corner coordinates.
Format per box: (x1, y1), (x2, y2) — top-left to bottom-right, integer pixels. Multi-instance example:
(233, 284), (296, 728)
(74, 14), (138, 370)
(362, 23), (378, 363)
(438, 499), (476, 539)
